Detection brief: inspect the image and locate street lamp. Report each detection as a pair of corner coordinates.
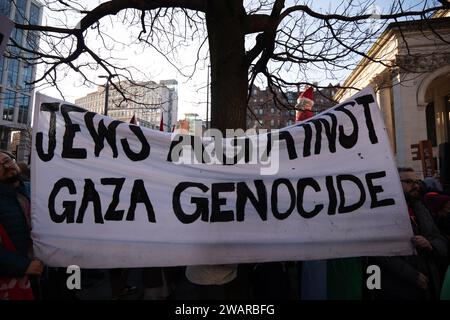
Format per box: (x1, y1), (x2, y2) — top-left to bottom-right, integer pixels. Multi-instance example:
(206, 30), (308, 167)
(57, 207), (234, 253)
(98, 74), (117, 116)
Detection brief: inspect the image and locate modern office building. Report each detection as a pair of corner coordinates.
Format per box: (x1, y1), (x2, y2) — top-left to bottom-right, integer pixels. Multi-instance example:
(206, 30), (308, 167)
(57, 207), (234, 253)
(0, 0), (43, 161)
(75, 80), (178, 131)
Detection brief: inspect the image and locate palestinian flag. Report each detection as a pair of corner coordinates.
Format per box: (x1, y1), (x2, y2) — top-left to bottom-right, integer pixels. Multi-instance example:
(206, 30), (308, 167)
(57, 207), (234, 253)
(300, 258), (363, 300)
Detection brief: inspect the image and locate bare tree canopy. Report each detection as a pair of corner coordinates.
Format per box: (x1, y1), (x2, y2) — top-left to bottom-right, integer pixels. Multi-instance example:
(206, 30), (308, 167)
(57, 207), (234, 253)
(7, 0), (450, 131)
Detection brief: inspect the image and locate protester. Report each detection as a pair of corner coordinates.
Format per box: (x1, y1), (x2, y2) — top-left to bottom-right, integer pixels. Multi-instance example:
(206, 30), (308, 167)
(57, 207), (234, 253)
(251, 262), (290, 299)
(295, 86), (315, 122)
(423, 192), (450, 281)
(109, 268), (137, 299)
(142, 267), (183, 300)
(183, 264), (239, 299)
(424, 192), (450, 240)
(16, 162), (30, 182)
(293, 86), (364, 300)
(422, 175), (444, 194)
(370, 167), (448, 299)
(0, 150), (43, 300)
(293, 86), (329, 300)
(172, 264), (252, 300)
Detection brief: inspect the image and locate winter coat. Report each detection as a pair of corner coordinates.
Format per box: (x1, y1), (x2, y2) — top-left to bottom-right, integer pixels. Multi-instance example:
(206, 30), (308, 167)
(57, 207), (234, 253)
(371, 200), (448, 300)
(296, 110), (314, 122)
(0, 180), (31, 277)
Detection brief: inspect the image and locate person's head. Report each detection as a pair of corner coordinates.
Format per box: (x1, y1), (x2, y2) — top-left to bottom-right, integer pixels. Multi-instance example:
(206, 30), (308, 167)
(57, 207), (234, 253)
(0, 150), (20, 183)
(424, 192), (450, 216)
(296, 98), (314, 111)
(398, 167), (421, 201)
(422, 176), (444, 193)
(17, 162), (30, 180)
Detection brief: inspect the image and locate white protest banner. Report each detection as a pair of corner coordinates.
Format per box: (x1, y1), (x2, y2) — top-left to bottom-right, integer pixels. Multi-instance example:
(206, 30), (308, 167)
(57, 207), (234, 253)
(31, 88), (414, 268)
(0, 13), (14, 55)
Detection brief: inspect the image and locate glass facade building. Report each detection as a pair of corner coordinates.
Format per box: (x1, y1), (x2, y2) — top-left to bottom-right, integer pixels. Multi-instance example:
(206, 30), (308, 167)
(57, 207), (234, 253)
(0, 0), (42, 161)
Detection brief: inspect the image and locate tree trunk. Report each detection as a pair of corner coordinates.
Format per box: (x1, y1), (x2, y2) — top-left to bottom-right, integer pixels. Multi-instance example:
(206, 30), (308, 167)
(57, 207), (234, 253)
(206, 0), (248, 133)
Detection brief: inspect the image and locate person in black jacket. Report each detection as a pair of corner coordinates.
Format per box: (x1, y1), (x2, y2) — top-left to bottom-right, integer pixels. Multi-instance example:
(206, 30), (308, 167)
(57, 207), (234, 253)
(370, 167), (448, 300)
(0, 150), (43, 292)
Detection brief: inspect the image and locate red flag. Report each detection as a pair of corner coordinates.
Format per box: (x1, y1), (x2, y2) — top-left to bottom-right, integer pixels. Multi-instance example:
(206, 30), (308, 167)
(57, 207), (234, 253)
(0, 224), (34, 300)
(159, 113), (164, 131)
(130, 114), (137, 125)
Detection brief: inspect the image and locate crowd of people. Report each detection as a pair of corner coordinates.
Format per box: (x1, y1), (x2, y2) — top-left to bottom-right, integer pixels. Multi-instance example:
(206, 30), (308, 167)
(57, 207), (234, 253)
(1, 148), (450, 300)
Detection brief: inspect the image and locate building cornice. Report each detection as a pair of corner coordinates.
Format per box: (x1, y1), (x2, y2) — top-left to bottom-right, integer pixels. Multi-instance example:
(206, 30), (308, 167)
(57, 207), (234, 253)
(334, 16), (450, 101)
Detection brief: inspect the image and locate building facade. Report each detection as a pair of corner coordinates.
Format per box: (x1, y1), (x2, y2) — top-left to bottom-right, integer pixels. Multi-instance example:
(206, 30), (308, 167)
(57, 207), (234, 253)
(246, 86), (296, 130)
(314, 84), (339, 113)
(246, 84), (338, 130)
(174, 113), (203, 136)
(0, 0), (42, 161)
(75, 80), (178, 131)
(335, 11), (450, 180)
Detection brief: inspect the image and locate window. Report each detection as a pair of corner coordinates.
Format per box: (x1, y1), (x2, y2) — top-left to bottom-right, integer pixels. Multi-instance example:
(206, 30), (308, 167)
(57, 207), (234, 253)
(7, 59), (19, 87)
(17, 94), (29, 124)
(271, 108), (275, 114)
(0, 56), (4, 80)
(22, 63), (34, 91)
(26, 28), (39, 51)
(290, 110), (295, 116)
(26, 3), (40, 50)
(11, 0), (26, 53)
(2, 90), (16, 121)
(30, 3), (40, 25)
(259, 109), (263, 115)
(15, 0), (26, 24)
(0, 0), (11, 16)
(426, 102), (437, 146)
(270, 119), (275, 126)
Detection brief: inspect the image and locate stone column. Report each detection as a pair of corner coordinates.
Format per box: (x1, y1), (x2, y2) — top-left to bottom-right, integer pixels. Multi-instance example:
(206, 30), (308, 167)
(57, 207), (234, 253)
(376, 86), (396, 153)
(391, 69), (428, 173)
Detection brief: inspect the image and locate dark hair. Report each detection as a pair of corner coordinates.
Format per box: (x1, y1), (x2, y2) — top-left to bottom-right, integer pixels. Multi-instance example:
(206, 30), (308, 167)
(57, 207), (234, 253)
(0, 149), (16, 160)
(398, 167), (414, 173)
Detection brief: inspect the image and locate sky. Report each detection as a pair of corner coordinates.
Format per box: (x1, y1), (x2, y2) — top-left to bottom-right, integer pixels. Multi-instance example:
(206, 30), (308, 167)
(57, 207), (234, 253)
(36, 0), (436, 121)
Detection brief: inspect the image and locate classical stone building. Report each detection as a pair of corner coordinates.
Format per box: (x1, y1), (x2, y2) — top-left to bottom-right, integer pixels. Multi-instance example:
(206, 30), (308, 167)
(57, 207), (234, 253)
(335, 11), (450, 179)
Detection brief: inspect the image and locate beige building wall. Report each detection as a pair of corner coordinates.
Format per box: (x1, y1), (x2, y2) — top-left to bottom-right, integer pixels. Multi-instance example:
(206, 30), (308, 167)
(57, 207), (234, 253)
(335, 15), (450, 176)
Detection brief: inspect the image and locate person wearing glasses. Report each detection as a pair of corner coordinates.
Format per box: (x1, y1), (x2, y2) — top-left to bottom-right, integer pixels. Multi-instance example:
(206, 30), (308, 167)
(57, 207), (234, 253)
(0, 150), (43, 300)
(370, 167), (448, 300)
